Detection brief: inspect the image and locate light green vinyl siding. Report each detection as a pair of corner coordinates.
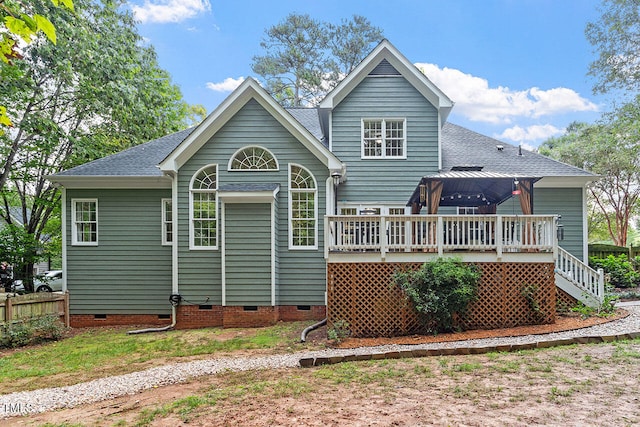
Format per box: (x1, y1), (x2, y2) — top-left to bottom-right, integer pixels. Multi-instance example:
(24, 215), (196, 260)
(178, 99), (327, 305)
(498, 187), (585, 260)
(66, 189), (172, 314)
(225, 203), (271, 305)
(331, 76), (440, 204)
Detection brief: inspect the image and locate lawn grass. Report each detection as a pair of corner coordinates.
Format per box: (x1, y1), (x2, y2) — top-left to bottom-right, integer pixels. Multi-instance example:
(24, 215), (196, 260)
(0, 321), (324, 393)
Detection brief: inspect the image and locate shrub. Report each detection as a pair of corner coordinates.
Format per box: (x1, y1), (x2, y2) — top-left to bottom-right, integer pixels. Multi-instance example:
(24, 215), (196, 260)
(589, 254), (640, 288)
(0, 315), (68, 348)
(393, 257), (480, 334)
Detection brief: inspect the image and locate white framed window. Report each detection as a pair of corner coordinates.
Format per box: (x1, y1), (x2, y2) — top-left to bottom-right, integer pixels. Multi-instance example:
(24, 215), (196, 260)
(190, 165), (218, 250)
(228, 145), (279, 171)
(289, 164), (317, 249)
(362, 118), (406, 159)
(458, 207), (479, 215)
(162, 198), (173, 245)
(72, 199), (98, 246)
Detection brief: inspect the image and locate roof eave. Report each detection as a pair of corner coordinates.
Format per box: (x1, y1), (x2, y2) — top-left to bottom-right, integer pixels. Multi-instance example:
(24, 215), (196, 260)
(47, 175), (172, 189)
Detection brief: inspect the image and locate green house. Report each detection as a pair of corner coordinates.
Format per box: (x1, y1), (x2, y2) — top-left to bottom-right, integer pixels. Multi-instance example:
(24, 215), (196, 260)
(50, 40), (600, 330)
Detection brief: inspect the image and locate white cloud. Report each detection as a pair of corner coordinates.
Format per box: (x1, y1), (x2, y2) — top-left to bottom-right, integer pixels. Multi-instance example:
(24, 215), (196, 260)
(206, 77), (245, 92)
(131, 0), (211, 24)
(496, 124), (563, 144)
(415, 63), (598, 124)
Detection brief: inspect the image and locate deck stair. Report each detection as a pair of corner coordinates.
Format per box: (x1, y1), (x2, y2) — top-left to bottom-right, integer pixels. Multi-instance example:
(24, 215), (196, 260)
(555, 246), (605, 308)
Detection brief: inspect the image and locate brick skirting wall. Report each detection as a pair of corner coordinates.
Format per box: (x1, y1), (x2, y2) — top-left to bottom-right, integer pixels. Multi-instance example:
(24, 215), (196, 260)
(69, 305), (326, 329)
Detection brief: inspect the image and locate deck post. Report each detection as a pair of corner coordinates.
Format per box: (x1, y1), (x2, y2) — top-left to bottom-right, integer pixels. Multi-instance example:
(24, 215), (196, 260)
(496, 215), (503, 260)
(380, 216), (386, 260)
(437, 216), (444, 256)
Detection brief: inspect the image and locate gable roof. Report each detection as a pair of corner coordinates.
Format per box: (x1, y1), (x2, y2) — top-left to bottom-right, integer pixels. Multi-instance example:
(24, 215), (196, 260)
(319, 39), (454, 124)
(441, 123), (596, 187)
(159, 78), (343, 174)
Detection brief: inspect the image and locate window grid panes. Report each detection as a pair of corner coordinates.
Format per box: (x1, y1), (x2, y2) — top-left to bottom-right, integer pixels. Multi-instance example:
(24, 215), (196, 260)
(191, 166), (217, 248)
(162, 199), (173, 244)
(73, 200), (97, 244)
(362, 119), (405, 158)
(290, 165), (317, 248)
(230, 146), (278, 170)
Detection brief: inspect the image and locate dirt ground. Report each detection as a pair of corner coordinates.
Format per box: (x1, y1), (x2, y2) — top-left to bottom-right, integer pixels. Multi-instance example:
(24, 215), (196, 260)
(6, 310), (640, 427)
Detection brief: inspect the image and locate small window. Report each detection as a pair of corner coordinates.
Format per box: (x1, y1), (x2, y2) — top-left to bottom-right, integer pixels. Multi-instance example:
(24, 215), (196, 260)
(72, 199), (98, 245)
(190, 165), (218, 249)
(458, 207), (479, 215)
(362, 119), (406, 159)
(162, 198), (173, 245)
(229, 146), (279, 170)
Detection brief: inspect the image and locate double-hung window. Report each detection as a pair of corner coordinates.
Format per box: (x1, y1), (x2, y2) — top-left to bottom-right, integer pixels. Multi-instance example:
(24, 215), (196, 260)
(162, 198), (173, 245)
(289, 164), (317, 249)
(362, 118), (406, 159)
(72, 199), (98, 245)
(190, 165), (218, 249)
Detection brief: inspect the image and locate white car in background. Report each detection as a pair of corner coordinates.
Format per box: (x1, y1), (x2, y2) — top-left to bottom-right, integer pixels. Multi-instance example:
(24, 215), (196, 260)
(34, 270), (63, 292)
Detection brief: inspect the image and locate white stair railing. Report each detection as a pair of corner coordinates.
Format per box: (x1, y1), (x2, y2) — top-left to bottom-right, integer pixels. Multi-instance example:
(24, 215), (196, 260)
(555, 247), (605, 305)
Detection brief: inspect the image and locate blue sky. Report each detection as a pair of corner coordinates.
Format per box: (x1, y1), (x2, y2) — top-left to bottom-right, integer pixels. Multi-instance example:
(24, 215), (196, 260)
(128, 0), (606, 149)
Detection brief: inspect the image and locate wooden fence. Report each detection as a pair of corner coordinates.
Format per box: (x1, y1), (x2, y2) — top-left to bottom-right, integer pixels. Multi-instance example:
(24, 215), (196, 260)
(588, 244), (640, 260)
(0, 292), (69, 327)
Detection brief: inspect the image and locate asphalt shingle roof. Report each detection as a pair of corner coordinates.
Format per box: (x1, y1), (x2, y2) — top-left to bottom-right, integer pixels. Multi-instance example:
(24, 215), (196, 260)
(441, 123), (594, 177)
(55, 127), (195, 177)
(53, 121), (594, 180)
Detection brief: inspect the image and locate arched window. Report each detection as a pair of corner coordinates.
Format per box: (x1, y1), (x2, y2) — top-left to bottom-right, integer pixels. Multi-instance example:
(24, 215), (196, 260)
(289, 164), (317, 249)
(229, 146), (279, 170)
(190, 165), (217, 249)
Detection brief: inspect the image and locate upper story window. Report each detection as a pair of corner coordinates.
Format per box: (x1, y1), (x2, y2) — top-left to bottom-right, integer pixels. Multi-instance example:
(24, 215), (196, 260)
(190, 165), (217, 249)
(289, 164), (317, 249)
(72, 199), (98, 246)
(229, 146), (279, 170)
(362, 118), (406, 159)
(162, 198), (173, 245)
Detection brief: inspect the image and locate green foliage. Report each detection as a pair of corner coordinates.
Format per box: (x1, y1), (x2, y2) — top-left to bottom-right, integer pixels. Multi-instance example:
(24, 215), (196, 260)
(589, 254), (640, 288)
(521, 284), (546, 322)
(0, 223), (43, 289)
(586, 0), (640, 95)
(252, 13), (383, 107)
(0, 315), (67, 348)
(571, 287), (619, 318)
(327, 319), (350, 342)
(539, 103), (640, 247)
(393, 258), (480, 334)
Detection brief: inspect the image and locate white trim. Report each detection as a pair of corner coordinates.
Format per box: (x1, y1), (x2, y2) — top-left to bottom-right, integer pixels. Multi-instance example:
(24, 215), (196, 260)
(319, 40), (454, 124)
(161, 198), (173, 246)
(61, 188), (67, 292)
(171, 173), (179, 294)
(583, 186), (589, 262)
(227, 145), (280, 171)
(158, 78), (343, 173)
(288, 164), (319, 250)
(271, 200), (276, 306)
(361, 118), (407, 159)
(534, 176), (596, 188)
(220, 197), (278, 307)
(218, 188), (280, 204)
(189, 164), (218, 250)
(71, 198), (98, 246)
(221, 201), (226, 306)
(48, 176), (172, 189)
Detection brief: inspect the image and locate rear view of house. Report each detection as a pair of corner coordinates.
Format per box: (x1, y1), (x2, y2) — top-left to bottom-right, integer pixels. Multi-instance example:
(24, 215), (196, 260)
(50, 40), (601, 333)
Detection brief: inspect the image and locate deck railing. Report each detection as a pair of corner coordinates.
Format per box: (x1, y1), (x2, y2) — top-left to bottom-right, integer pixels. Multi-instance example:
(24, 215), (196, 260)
(555, 247), (605, 304)
(326, 214), (557, 257)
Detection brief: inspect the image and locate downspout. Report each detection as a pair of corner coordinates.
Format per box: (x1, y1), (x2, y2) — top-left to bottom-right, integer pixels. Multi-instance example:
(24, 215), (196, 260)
(300, 318), (327, 342)
(128, 171), (181, 334)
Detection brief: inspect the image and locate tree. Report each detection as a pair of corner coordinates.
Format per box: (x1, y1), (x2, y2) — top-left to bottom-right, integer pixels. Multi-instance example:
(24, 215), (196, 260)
(252, 14), (383, 107)
(586, 0), (640, 95)
(539, 107), (640, 247)
(0, 0), (74, 130)
(0, 0), (190, 289)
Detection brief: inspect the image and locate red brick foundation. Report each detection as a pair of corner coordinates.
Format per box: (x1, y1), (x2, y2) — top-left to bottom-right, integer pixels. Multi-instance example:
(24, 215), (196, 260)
(69, 305), (326, 329)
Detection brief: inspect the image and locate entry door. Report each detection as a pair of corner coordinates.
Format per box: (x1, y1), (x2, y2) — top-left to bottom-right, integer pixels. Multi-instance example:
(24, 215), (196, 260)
(223, 203), (272, 306)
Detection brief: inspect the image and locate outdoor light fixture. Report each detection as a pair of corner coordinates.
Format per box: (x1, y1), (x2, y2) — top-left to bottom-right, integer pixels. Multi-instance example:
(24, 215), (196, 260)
(331, 172), (342, 215)
(512, 178), (521, 195)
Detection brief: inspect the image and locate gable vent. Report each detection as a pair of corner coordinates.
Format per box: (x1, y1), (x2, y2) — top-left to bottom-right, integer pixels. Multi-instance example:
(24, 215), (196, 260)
(369, 59), (401, 76)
